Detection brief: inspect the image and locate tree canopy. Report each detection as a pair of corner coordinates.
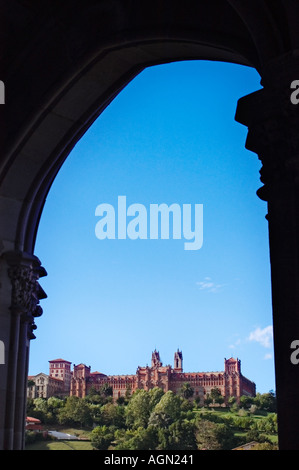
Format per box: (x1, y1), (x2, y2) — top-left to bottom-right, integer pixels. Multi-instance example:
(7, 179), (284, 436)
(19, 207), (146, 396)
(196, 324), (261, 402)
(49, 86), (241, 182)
(26, 388), (278, 450)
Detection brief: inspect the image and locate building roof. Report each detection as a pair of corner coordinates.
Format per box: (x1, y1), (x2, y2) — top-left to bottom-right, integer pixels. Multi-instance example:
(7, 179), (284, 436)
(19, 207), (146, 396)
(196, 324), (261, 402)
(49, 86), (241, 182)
(26, 417), (43, 431)
(26, 417), (41, 423)
(49, 359), (72, 363)
(49, 376), (64, 382)
(232, 441), (259, 450)
(28, 373), (64, 382)
(28, 372), (48, 379)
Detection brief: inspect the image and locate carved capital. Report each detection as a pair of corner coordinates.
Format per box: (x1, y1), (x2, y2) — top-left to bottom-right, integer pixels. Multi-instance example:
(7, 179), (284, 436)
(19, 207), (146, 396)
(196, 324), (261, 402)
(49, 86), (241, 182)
(3, 251), (47, 339)
(8, 265), (39, 312)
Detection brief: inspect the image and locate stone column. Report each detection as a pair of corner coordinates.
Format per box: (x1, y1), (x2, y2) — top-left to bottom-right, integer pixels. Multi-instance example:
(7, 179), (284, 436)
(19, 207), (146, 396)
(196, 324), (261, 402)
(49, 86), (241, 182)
(235, 52), (299, 450)
(0, 251), (46, 450)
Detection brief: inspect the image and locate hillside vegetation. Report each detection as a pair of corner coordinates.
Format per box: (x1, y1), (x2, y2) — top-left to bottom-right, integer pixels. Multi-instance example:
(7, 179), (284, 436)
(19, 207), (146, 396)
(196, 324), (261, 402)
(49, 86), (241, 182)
(26, 386), (278, 450)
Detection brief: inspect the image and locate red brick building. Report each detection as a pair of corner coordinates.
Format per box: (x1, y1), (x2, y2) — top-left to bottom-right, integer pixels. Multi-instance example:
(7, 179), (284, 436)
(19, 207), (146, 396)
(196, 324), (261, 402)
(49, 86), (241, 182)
(49, 358), (72, 394)
(70, 350), (255, 404)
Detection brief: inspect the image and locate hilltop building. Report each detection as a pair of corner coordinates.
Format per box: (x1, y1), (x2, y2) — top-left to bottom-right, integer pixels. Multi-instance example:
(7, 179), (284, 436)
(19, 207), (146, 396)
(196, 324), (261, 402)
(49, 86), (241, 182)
(27, 358), (72, 399)
(27, 352), (255, 403)
(70, 350), (256, 404)
(49, 358), (72, 393)
(27, 372), (65, 399)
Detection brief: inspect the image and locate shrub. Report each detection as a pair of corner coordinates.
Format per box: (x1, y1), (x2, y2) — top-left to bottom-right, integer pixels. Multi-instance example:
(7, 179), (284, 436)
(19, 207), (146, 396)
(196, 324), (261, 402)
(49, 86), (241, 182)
(91, 425), (114, 450)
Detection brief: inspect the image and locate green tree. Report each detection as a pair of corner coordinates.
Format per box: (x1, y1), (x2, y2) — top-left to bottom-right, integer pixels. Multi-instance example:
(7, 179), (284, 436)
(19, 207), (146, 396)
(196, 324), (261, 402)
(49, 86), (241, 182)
(194, 395), (202, 408)
(214, 422), (238, 449)
(99, 402), (126, 428)
(58, 396), (92, 427)
(148, 387), (164, 409)
(149, 391), (181, 428)
(26, 398), (35, 417)
(47, 397), (64, 412)
(125, 389), (151, 429)
(160, 420), (197, 450)
(227, 396), (236, 407)
(89, 403), (102, 424)
(180, 383), (194, 400)
(116, 396), (126, 405)
(45, 397), (64, 423)
(256, 413), (277, 434)
(86, 386), (104, 404)
(254, 391), (276, 412)
(100, 383), (113, 397)
(245, 427), (261, 443)
(153, 391), (181, 421)
(180, 398), (194, 413)
(91, 425), (114, 450)
(204, 394), (213, 407)
(210, 387), (224, 406)
(196, 419), (221, 450)
(215, 395), (224, 406)
(33, 397), (48, 414)
(240, 395), (254, 409)
(114, 426), (158, 450)
(31, 397), (53, 423)
(196, 418), (236, 450)
(148, 411), (173, 429)
(233, 415), (254, 430)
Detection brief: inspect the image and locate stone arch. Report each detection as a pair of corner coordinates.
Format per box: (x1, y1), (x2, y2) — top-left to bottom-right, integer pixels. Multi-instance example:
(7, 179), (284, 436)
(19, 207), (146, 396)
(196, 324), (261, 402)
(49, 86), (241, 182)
(1, 0), (299, 450)
(1, 0), (279, 255)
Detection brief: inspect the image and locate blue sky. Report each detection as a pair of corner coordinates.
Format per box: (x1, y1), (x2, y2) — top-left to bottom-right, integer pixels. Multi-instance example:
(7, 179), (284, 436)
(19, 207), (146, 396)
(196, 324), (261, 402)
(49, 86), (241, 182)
(31, 60), (275, 394)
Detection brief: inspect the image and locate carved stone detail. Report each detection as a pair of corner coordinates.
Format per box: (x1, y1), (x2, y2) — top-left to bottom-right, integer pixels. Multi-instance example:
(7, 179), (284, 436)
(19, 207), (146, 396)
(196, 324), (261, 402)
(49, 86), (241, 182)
(8, 265), (39, 313)
(5, 251), (47, 340)
(235, 53), (299, 201)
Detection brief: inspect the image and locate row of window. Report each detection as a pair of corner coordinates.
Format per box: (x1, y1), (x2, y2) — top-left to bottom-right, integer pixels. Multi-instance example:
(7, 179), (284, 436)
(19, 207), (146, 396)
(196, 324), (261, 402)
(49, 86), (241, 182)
(49, 363), (71, 369)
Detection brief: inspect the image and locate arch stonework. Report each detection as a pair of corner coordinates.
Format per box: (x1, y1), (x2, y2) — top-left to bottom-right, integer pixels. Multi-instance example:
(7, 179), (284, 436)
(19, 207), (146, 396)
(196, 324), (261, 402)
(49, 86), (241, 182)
(0, 0), (299, 449)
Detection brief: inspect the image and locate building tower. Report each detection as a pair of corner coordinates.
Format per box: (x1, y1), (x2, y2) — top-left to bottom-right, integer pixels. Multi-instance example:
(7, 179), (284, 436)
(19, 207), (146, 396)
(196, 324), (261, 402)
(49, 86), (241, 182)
(174, 349), (183, 373)
(48, 358), (72, 393)
(151, 349), (162, 368)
